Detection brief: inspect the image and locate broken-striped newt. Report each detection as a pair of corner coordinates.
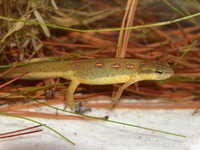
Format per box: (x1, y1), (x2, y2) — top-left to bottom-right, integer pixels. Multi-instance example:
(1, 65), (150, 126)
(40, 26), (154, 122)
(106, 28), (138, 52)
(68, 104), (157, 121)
(3, 58), (174, 109)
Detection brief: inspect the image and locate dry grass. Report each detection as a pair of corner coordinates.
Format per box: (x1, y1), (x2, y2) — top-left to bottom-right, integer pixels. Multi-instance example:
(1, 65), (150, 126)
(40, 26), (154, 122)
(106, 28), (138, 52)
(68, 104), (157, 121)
(0, 0), (200, 120)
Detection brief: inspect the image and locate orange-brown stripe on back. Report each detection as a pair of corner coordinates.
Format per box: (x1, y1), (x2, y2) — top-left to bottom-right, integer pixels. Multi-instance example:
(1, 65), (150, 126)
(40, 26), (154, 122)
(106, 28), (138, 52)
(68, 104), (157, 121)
(95, 62), (103, 67)
(126, 64), (134, 69)
(112, 64), (120, 69)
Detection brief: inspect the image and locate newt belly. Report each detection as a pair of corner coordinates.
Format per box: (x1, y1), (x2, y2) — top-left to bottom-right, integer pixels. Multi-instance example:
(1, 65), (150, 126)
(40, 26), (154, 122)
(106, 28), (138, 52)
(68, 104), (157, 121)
(2, 58), (174, 109)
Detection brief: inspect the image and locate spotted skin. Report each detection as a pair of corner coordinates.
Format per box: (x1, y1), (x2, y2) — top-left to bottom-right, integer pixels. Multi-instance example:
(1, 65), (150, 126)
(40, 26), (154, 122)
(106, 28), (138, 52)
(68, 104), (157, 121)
(3, 58), (174, 109)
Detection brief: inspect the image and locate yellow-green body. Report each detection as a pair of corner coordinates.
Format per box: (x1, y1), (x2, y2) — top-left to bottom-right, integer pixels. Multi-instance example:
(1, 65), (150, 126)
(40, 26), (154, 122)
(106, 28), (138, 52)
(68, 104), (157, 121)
(3, 58), (174, 109)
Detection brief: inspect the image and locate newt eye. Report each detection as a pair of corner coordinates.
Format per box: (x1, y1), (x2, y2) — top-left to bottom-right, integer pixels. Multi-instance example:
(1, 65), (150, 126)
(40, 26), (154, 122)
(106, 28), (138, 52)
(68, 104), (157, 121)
(155, 69), (163, 75)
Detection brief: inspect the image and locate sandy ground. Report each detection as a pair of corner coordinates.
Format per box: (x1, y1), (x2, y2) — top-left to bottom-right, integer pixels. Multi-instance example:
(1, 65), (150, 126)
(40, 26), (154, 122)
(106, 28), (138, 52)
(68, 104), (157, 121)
(1, 103), (200, 150)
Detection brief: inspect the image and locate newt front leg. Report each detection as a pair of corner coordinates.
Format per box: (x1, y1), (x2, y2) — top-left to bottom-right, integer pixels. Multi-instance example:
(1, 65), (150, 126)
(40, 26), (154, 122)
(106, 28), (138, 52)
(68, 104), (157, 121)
(112, 75), (138, 107)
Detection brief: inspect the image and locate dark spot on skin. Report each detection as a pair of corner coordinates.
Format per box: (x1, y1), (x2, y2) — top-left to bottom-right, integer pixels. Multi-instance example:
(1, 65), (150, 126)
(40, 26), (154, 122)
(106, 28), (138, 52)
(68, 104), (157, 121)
(112, 64), (120, 69)
(126, 64), (134, 69)
(140, 61), (149, 66)
(140, 69), (153, 74)
(95, 62), (103, 68)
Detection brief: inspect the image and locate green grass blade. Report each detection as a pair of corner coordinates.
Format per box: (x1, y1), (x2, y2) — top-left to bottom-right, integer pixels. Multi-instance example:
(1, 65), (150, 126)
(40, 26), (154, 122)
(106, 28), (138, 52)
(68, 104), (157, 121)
(36, 100), (186, 138)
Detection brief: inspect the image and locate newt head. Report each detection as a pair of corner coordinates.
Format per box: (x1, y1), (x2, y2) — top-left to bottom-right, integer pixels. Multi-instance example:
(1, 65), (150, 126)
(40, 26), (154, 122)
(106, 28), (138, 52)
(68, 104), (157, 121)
(138, 61), (174, 81)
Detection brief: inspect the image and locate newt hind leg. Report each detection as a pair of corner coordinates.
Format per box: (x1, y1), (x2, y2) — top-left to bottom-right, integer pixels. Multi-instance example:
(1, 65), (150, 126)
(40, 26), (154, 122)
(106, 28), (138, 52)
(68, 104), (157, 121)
(64, 79), (80, 110)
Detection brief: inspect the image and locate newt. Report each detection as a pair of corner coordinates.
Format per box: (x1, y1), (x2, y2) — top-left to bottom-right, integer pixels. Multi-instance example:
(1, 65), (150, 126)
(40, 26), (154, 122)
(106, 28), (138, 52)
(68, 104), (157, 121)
(2, 58), (174, 109)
